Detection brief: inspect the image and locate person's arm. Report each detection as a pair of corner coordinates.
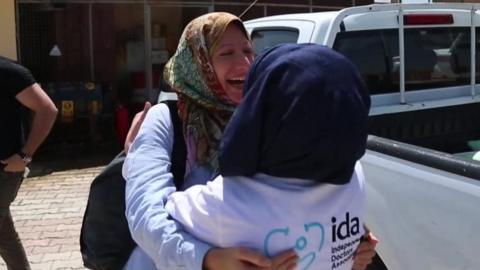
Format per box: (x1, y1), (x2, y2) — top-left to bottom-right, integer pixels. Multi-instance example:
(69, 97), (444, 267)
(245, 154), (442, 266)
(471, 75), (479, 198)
(1, 83), (57, 172)
(165, 180), (223, 246)
(124, 103), (212, 270)
(17, 83), (58, 156)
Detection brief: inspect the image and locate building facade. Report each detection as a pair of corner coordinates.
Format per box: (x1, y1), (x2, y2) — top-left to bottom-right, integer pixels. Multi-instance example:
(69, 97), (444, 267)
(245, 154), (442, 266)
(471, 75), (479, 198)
(9, 0), (374, 145)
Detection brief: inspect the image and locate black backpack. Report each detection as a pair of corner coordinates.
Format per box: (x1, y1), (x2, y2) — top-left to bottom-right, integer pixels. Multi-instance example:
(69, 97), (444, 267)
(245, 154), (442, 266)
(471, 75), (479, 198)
(80, 100), (186, 270)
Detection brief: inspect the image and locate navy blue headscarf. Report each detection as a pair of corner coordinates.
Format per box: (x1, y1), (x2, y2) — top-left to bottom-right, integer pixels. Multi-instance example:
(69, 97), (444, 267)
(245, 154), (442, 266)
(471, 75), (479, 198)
(219, 44), (370, 184)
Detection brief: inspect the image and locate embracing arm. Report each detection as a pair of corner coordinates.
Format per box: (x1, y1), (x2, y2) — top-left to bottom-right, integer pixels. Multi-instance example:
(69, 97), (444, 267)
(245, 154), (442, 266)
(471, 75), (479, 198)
(123, 103), (211, 269)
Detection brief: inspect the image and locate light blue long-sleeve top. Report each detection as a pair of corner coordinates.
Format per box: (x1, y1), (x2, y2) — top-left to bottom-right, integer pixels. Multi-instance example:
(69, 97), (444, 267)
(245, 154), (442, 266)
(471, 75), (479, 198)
(122, 103), (214, 270)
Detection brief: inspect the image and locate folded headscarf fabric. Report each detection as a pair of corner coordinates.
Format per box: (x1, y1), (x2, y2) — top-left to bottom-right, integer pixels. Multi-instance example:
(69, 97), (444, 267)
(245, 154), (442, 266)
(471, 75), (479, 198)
(164, 12), (250, 174)
(219, 44), (371, 184)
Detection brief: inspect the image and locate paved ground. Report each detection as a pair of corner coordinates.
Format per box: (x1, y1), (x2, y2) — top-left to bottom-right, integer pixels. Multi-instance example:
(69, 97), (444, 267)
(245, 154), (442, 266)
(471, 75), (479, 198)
(0, 143), (118, 270)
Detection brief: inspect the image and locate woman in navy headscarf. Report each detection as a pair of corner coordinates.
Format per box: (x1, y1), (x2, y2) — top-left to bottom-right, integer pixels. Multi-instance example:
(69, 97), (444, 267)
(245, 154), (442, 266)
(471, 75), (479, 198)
(165, 43), (372, 270)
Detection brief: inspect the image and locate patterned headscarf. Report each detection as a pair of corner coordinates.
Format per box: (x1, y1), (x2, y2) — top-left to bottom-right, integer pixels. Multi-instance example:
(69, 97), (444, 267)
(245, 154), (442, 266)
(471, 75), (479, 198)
(164, 12), (250, 175)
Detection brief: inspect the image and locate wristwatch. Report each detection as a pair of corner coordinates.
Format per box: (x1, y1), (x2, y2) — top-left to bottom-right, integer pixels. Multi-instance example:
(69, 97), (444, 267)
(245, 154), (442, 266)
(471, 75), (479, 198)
(17, 151), (32, 164)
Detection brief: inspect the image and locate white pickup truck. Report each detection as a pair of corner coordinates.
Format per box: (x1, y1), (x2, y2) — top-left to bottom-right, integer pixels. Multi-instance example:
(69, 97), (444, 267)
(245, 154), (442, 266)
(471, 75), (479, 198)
(245, 3), (480, 270)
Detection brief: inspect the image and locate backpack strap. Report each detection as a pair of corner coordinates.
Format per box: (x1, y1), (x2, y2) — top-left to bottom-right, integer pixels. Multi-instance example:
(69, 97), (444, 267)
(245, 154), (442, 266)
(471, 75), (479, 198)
(162, 100), (186, 189)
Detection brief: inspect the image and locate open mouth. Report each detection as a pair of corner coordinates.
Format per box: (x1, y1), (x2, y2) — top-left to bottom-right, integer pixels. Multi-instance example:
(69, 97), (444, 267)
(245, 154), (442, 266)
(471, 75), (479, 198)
(226, 78), (245, 87)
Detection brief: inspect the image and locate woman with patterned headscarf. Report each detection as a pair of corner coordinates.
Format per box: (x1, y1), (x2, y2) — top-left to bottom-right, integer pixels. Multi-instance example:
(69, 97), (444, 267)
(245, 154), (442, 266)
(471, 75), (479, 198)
(163, 12), (249, 177)
(123, 12), (377, 270)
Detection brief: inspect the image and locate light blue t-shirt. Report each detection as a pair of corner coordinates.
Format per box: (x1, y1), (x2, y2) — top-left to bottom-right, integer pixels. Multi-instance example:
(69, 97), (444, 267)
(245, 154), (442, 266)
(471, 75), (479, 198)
(122, 103), (212, 270)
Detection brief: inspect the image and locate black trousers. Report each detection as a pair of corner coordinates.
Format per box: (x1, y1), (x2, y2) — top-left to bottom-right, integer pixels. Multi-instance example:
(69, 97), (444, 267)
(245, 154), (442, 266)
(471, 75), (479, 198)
(0, 170), (30, 270)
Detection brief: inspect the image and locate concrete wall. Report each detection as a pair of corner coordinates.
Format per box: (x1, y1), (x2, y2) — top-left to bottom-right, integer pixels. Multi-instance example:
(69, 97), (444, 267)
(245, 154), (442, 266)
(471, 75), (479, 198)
(0, 0), (17, 60)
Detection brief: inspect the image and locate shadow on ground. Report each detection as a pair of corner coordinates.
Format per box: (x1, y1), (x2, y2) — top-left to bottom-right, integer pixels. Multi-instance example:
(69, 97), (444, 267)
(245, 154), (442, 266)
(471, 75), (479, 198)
(28, 140), (121, 177)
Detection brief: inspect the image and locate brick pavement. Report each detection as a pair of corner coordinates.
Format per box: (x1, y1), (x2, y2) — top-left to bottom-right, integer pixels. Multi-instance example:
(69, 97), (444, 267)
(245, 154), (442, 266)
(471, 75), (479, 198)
(0, 165), (105, 270)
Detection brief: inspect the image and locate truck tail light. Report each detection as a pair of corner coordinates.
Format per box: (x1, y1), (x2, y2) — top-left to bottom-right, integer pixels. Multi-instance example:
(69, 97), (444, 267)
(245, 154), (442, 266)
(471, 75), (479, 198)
(404, 14), (454, 25)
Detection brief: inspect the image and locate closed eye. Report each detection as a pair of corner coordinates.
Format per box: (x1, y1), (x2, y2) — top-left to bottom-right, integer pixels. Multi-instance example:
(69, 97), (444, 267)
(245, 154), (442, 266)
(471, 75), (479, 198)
(219, 50), (234, 56)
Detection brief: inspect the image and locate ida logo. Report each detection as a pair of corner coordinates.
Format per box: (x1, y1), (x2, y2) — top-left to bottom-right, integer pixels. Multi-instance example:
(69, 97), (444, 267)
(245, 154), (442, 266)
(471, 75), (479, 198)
(263, 223), (325, 270)
(331, 212), (360, 242)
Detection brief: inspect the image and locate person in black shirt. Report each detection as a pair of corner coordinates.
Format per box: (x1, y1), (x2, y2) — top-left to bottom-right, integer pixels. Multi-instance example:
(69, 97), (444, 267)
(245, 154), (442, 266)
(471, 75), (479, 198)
(0, 56), (57, 270)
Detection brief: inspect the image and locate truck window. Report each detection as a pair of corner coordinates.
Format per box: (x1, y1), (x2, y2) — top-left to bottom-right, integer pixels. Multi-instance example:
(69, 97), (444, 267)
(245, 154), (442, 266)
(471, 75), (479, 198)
(333, 30), (391, 94)
(333, 27), (476, 95)
(251, 29), (299, 56)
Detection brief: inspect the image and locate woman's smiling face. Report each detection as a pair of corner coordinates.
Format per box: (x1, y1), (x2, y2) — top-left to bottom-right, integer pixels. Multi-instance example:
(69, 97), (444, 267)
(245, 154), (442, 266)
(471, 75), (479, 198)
(211, 23), (254, 105)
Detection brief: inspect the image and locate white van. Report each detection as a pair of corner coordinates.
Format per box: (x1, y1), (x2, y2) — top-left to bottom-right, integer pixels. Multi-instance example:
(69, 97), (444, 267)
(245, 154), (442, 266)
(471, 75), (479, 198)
(245, 4), (480, 270)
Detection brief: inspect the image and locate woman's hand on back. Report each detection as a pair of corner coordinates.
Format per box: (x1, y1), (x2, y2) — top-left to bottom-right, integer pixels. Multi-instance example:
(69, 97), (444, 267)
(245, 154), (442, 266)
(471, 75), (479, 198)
(203, 247), (297, 270)
(270, 250), (298, 270)
(352, 232), (378, 270)
(203, 247), (270, 270)
(124, 101), (151, 153)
